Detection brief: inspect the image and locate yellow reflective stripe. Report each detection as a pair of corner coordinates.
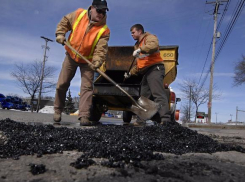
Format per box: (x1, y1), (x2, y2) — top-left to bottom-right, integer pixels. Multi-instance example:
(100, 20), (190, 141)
(70, 10), (87, 41)
(89, 25), (108, 58)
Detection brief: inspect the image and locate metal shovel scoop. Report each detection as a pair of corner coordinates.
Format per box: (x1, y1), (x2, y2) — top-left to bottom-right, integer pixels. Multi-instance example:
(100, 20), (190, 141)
(64, 42), (160, 120)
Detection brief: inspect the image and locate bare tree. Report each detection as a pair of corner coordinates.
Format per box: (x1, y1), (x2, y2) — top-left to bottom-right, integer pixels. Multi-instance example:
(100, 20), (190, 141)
(180, 102), (194, 123)
(233, 55), (245, 86)
(11, 60), (56, 111)
(179, 79), (221, 122)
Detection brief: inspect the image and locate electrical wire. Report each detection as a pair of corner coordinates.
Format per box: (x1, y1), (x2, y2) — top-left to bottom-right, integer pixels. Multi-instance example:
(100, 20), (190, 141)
(197, 0), (245, 88)
(214, 0), (245, 61)
(217, 0), (231, 31)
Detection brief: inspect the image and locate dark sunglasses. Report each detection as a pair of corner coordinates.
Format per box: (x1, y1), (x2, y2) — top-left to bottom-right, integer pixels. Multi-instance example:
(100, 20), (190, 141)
(96, 9), (106, 15)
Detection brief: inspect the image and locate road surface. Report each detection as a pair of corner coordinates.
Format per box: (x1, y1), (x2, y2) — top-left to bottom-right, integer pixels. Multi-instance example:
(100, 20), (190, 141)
(0, 109), (245, 182)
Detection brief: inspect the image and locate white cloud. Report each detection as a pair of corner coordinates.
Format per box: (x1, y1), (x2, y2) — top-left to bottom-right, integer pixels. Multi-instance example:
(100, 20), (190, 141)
(0, 29), (64, 68)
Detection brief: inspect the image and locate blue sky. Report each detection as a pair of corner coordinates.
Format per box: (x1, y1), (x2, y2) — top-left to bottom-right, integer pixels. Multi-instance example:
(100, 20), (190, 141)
(0, 0), (245, 123)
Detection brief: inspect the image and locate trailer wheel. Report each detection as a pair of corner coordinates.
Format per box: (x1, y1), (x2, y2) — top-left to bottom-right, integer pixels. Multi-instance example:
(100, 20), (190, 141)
(171, 113), (175, 122)
(123, 111), (133, 123)
(151, 113), (161, 123)
(89, 105), (102, 122)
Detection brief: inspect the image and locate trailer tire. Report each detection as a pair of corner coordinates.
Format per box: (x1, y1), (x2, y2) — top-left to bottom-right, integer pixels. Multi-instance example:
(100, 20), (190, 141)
(151, 113), (161, 123)
(123, 111), (133, 123)
(171, 112), (175, 122)
(89, 105), (102, 122)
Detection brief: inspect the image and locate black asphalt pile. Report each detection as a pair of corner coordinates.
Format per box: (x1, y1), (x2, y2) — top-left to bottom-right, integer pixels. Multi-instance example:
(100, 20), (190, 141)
(0, 118), (244, 169)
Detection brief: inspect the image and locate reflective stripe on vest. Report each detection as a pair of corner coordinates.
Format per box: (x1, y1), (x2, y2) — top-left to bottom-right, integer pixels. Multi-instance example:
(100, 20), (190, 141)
(70, 10), (87, 41)
(138, 50), (160, 59)
(88, 24), (108, 59)
(69, 10), (108, 59)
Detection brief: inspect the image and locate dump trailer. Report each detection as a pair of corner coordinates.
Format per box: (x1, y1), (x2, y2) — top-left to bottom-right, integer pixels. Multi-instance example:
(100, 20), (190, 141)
(89, 45), (180, 123)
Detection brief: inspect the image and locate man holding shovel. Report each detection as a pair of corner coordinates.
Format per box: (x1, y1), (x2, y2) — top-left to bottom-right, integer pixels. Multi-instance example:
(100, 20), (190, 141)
(54, 0), (110, 126)
(124, 24), (171, 126)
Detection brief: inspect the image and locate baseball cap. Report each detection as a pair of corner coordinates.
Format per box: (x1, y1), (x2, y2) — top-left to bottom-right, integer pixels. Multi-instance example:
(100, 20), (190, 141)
(92, 0), (109, 11)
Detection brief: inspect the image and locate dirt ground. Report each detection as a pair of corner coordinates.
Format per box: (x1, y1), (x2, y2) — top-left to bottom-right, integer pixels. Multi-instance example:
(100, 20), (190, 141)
(1, 109), (245, 182)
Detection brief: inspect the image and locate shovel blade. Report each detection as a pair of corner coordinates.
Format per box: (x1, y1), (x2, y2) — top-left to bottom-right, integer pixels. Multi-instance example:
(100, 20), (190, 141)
(130, 96), (160, 120)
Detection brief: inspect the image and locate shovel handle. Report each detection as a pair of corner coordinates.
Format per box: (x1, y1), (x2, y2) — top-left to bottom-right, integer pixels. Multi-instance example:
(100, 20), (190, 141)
(64, 42), (146, 112)
(123, 57), (136, 83)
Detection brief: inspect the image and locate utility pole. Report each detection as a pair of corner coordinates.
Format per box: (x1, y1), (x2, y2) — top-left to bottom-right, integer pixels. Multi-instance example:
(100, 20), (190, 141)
(37, 36), (53, 113)
(189, 85), (192, 122)
(206, 0), (227, 124)
(236, 106), (238, 125)
(236, 107), (245, 125)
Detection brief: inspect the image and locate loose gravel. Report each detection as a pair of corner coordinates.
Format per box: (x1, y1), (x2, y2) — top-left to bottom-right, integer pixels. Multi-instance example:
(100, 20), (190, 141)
(0, 118), (244, 170)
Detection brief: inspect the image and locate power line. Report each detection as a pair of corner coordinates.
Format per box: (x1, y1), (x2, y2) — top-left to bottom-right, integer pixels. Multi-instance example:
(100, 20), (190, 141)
(198, 40), (212, 86)
(197, 0), (244, 123)
(198, 0), (230, 87)
(198, 0), (245, 88)
(215, 0), (245, 61)
(217, 0), (231, 30)
(190, 3), (208, 69)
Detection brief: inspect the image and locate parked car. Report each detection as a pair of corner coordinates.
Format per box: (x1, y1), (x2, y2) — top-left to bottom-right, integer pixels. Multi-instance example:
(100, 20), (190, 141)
(0, 93), (5, 108)
(14, 100), (26, 110)
(23, 102), (31, 111)
(0, 93), (5, 103)
(6, 96), (15, 103)
(1, 98), (15, 110)
(169, 87), (181, 121)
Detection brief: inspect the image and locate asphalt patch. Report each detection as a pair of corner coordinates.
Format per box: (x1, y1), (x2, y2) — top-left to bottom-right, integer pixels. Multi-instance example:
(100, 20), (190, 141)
(0, 118), (244, 169)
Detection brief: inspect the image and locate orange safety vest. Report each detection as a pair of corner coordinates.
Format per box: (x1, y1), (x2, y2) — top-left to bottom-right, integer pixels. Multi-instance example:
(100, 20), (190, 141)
(137, 36), (163, 69)
(65, 8), (109, 63)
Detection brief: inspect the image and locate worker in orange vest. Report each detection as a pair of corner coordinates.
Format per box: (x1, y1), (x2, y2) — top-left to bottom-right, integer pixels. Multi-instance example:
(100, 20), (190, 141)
(124, 24), (171, 126)
(54, 0), (110, 126)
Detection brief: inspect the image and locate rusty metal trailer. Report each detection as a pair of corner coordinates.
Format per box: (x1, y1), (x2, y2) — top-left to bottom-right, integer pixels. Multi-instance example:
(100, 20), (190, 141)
(89, 45), (179, 123)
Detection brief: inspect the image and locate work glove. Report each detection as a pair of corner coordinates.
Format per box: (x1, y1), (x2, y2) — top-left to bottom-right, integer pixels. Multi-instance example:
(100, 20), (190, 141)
(89, 61), (102, 71)
(129, 66), (138, 76)
(56, 34), (66, 45)
(124, 72), (131, 79)
(133, 48), (141, 57)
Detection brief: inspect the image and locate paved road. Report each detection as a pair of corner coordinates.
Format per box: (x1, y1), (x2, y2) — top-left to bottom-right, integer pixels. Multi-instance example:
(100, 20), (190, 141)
(1, 108), (245, 182)
(0, 109), (129, 127)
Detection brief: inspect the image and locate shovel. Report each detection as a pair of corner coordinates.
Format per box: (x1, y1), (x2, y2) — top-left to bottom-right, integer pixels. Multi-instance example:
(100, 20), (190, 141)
(123, 57), (136, 83)
(64, 42), (160, 120)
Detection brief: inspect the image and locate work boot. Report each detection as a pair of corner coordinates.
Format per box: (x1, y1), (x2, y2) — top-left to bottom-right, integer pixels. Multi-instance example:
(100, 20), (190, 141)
(79, 117), (93, 126)
(131, 117), (146, 127)
(53, 112), (61, 122)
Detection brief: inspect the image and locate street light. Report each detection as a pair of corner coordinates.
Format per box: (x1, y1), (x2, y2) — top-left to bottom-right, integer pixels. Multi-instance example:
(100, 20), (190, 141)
(230, 114), (233, 122)
(37, 36), (53, 113)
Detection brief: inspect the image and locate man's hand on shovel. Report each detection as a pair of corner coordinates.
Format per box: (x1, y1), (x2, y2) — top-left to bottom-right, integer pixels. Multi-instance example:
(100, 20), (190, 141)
(88, 60), (102, 71)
